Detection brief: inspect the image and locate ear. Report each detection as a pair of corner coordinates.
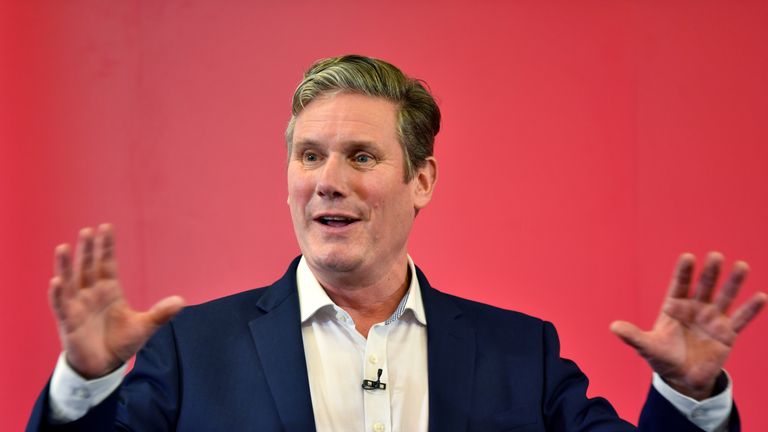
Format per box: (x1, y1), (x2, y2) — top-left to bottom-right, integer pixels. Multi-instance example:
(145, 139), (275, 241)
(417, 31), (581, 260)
(412, 157), (438, 211)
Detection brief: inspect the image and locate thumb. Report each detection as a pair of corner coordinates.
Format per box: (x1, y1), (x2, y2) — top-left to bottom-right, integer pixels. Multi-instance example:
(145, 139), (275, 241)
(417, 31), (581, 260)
(610, 320), (648, 353)
(145, 295), (186, 327)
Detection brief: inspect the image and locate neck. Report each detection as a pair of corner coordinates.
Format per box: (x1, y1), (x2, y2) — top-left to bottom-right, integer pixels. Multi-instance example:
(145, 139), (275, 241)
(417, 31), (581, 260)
(308, 255), (411, 336)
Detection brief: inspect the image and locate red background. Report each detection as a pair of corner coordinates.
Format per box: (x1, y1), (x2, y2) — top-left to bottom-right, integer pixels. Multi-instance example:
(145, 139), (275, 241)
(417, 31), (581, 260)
(2, 1), (767, 430)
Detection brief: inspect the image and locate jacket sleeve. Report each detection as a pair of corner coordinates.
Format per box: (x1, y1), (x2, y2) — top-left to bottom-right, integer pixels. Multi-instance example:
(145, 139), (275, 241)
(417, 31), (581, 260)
(540, 321), (636, 431)
(541, 321), (740, 432)
(26, 323), (181, 432)
(638, 383), (740, 432)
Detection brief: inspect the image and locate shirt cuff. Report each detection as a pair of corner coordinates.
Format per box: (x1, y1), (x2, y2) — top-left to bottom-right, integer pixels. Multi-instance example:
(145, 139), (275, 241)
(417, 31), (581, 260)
(48, 352), (127, 424)
(652, 371), (732, 432)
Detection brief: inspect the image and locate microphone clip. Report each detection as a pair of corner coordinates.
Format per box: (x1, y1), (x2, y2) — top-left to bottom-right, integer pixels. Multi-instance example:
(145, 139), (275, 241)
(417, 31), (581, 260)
(362, 368), (387, 390)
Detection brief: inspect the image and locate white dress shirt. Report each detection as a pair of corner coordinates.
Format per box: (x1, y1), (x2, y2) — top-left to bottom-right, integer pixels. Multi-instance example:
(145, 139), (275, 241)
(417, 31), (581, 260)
(49, 255), (732, 431)
(298, 256), (429, 432)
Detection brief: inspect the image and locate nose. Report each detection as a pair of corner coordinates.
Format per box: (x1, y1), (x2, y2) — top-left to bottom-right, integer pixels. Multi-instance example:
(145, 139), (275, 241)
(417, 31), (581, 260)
(315, 154), (349, 199)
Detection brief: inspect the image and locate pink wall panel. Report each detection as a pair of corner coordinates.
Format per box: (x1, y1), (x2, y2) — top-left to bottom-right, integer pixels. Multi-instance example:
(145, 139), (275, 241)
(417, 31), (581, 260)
(3, 1), (766, 430)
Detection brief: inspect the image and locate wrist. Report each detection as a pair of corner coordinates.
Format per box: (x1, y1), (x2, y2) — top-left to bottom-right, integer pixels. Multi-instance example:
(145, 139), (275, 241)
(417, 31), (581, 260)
(652, 371), (734, 431)
(49, 352), (127, 423)
(64, 352), (123, 380)
(667, 380), (714, 401)
(661, 371), (728, 401)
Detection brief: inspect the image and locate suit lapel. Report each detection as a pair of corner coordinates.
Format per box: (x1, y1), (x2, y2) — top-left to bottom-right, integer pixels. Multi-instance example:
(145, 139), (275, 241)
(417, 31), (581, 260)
(246, 261), (477, 432)
(248, 258), (317, 432)
(418, 268), (476, 432)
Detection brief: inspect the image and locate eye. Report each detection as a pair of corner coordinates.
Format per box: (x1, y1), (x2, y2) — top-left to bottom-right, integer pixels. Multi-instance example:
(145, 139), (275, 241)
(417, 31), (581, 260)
(302, 151), (320, 164)
(352, 152), (376, 167)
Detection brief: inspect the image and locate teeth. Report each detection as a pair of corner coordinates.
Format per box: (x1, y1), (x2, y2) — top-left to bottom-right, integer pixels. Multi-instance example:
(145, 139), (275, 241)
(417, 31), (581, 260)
(317, 215), (356, 225)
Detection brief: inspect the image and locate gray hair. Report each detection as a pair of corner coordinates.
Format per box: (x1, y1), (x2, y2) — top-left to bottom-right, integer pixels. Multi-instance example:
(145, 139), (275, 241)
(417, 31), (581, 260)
(285, 55), (441, 181)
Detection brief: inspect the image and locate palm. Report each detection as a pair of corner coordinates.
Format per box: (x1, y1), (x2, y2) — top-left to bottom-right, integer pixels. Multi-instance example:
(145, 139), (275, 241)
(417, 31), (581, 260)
(611, 253), (766, 400)
(49, 225), (184, 379)
(634, 306), (731, 392)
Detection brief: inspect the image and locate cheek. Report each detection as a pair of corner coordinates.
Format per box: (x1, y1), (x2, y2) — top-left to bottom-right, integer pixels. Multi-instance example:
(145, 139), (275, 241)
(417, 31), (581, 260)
(287, 170), (314, 204)
(370, 185), (414, 221)
(365, 184), (388, 211)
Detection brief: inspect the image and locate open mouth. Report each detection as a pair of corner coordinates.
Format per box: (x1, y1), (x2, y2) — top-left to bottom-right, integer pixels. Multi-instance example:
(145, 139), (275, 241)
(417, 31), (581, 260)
(315, 215), (359, 227)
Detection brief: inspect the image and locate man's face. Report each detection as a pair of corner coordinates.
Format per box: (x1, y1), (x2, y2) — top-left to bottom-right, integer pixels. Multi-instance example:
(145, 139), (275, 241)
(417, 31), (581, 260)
(287, 92), (434, 278)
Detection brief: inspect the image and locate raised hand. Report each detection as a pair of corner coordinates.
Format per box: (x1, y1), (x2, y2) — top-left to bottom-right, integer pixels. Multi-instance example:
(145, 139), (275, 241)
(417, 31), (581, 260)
(48, 224), (185, 379)
(610, 252), (767, 400)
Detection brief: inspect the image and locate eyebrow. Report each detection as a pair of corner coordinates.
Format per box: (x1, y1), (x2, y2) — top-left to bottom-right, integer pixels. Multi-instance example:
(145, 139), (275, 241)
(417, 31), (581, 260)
(292, 139), (379, 153)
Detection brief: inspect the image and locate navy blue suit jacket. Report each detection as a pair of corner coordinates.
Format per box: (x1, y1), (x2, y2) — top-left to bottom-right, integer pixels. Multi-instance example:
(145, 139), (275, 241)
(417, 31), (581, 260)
(28, 257), (738, 431)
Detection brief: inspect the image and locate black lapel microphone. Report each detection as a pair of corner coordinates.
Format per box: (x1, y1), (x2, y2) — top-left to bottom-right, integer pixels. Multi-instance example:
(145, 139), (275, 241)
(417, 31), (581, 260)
(362, 368), (387, 390)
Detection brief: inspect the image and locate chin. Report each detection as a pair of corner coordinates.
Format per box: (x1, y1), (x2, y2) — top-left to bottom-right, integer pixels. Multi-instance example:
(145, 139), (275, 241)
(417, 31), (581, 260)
(306, 249), (363, 274)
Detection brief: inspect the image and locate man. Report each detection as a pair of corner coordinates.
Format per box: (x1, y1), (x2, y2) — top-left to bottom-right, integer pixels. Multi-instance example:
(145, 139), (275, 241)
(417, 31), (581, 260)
(28, 55), (766, 431)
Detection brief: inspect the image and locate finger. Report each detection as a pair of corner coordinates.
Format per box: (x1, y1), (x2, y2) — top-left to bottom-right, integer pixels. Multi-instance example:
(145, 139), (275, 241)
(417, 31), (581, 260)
(731, 292), (768, 333)
(143, 296), (186, 328)
(610, 320), (649, 354)
(54, 244), (76, 299)
(693, 251), (723, 302)
(95, 223), (118, 279)
(714, 261), (749, 312)
(75, 227), (96, 287)
(667, 253), (696, 299)
(48, 277), (68, 321)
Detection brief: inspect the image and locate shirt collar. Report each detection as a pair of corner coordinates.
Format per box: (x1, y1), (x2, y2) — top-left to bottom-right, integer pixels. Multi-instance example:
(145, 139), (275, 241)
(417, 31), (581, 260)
(296, 255), (427, 326)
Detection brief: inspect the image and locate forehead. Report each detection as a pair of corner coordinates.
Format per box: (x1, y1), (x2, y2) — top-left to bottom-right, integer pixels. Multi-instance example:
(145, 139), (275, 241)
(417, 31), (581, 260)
(292, 93), (399, 146)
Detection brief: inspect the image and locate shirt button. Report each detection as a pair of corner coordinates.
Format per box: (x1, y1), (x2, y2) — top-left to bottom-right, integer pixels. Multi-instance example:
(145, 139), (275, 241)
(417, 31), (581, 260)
(368, 354), (379, 364)
(372, 422), (385, 432)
